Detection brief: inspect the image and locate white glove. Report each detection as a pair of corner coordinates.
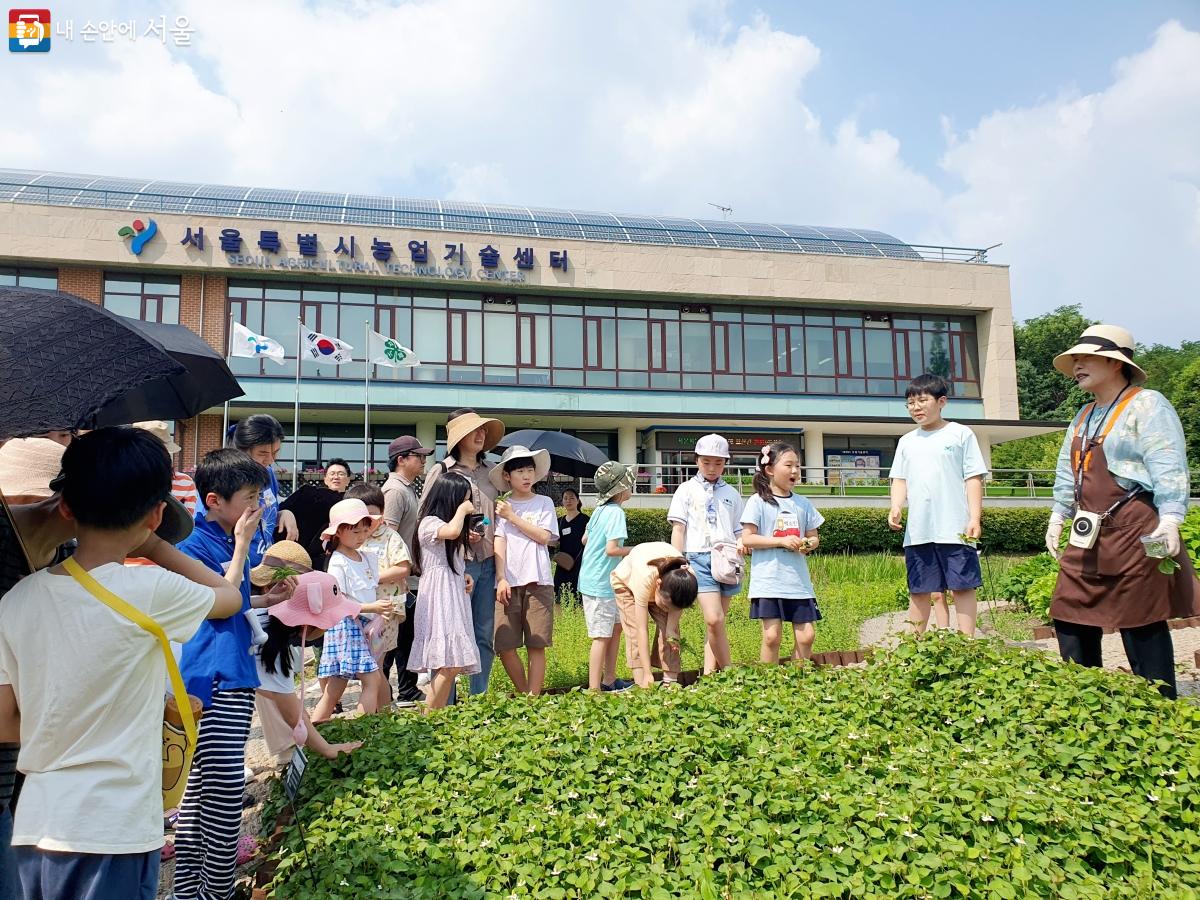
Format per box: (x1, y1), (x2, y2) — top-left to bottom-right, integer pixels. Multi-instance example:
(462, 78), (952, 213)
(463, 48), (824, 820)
(1045, 512), (1065, 559)
(1147, 514), (1183, 558)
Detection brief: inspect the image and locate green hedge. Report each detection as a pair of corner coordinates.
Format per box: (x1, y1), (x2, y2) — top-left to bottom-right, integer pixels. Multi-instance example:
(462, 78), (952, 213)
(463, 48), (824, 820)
(605, 506), (1050, 554)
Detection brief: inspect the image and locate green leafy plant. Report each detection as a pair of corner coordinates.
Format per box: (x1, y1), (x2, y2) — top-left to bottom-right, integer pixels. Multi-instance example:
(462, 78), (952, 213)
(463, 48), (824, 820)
(268, 633), (1200, 898)
(271, 565), (300, 582)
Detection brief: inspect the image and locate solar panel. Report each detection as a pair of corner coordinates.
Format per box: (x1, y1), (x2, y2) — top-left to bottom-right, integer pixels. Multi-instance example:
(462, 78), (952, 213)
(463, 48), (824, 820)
(0, 168), (938, 260)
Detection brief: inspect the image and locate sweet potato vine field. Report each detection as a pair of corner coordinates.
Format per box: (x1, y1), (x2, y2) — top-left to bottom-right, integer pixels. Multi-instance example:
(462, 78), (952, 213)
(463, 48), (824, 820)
(268, 634), (1200, 898)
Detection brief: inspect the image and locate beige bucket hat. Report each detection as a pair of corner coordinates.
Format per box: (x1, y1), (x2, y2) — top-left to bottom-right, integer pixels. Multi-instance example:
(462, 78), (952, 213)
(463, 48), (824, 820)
(446, 411), (504, 456)
(134, 421), (181, 456)
(1053, 325), (1146, 386)
(0, 437), (66, 499)
(249, 540), (314, 588)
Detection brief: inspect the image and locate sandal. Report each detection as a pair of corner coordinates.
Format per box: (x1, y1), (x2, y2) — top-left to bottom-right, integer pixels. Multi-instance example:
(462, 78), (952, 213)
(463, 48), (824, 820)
(236, 835), (259, 866)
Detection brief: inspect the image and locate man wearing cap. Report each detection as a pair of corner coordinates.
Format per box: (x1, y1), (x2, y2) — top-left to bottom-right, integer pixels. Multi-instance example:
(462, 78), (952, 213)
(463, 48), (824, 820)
(422, 408), (506, 695)
(381, 435), (433, 704)
(1046, 324), (1199, 699)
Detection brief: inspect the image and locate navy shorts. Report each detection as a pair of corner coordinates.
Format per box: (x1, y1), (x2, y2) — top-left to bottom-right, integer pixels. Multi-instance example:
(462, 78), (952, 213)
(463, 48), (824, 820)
(904, 543), (982, 594)
(15, 847), (159, 900)
(750, 598), (821, 624)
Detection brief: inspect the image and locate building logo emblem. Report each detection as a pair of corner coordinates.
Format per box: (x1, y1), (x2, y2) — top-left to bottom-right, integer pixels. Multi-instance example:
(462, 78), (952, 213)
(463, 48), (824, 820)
(383, 339), (407, 363)
(9, 9), (50, 52)
(117, 218), (159, 255)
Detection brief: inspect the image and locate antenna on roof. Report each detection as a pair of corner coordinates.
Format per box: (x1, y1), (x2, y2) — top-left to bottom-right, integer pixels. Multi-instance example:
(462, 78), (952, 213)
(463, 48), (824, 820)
(707, 202), (732, 221)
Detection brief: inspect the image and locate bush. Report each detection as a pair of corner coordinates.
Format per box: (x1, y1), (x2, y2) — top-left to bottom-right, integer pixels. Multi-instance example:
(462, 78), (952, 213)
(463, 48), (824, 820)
(609, 507), (1051, 554)
(992, 553), (1058, 603)
(270, 634), (1200, 898)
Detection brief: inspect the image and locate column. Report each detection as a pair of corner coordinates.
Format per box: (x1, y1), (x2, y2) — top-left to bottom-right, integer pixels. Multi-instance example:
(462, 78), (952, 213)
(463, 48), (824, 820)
(617, 423), (638, 466)
(803, 428), (825, 484)
(643, 430), (659, 490)
(417, 420), (437, 472)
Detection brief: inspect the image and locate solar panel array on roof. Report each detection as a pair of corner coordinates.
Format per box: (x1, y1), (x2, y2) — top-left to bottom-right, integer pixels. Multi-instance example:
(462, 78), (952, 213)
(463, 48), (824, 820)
(0, 168), (982, 261)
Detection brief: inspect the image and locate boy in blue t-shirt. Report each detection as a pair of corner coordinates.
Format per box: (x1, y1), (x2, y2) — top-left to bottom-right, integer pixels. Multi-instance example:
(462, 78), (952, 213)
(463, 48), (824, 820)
(888, 374), (989, 636)
(576, 462), (635, 692)
(172, 449), (271, 900)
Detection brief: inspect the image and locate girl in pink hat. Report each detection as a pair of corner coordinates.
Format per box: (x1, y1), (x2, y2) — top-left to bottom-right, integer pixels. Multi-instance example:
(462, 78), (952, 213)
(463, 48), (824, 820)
(261, 571), (363, 759)
(311, 499), (397, 722)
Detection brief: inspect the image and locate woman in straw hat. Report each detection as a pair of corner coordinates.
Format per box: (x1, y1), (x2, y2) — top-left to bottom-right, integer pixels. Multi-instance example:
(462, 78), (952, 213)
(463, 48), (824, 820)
(421, 408), (505, 695)
(1046, 324), (1199, 699)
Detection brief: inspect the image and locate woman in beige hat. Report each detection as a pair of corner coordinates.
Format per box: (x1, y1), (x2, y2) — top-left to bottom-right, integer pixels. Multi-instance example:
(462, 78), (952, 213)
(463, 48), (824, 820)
(421, 408), (504, 695)
(1045, 324), (1198, 699)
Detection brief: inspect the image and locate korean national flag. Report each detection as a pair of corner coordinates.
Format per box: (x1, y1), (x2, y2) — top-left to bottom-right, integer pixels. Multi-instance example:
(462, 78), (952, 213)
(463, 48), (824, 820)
(301, 326), (354, 365)
(230, 322), (286, 365)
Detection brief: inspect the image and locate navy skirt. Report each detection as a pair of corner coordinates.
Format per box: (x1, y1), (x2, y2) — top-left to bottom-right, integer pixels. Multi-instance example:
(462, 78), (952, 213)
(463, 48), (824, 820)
(749, 597), (821, 624)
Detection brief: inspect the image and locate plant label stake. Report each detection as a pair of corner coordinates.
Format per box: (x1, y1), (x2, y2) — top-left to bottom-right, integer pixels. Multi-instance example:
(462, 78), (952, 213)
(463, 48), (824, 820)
(284, 747), (319, 887)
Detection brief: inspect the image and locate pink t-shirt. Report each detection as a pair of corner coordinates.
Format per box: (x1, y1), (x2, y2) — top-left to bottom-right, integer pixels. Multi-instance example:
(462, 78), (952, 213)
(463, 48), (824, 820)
(495, 495), (558, 587)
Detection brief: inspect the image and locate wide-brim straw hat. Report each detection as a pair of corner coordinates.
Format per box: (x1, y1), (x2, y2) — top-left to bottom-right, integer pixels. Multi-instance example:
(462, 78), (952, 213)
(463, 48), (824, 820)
(1053, 324), (1146, 386)
(249, 540), (314, 588)
(594, 460), (636, 504)
(133, 420), (181, 456)
(0, 437), (66, 499)
(320, 497), (383, 541)
(488, 445), (551, 492)
(269, 571), (360, 631)
(446, 412), (504, 456)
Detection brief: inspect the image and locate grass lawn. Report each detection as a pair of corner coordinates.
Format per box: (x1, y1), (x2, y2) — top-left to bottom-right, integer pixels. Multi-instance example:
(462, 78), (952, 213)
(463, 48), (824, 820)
(490, 552), (1032, 692)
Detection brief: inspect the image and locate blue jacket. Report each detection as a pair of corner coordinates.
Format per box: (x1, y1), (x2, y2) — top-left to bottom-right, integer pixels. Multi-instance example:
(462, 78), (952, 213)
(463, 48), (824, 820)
(177, 510), (259, 707)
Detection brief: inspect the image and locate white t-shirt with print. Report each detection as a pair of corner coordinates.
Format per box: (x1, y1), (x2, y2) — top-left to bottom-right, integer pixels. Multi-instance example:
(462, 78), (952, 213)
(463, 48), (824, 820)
(890, 421), (989, 546)
(666, 476), (744, 553)
(0, 564), (214, 854)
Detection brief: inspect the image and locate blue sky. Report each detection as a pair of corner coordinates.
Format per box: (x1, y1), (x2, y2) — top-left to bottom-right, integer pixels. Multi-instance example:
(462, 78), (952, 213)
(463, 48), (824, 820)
(752, 1), (1200, 179)
(2, 1), (1198, 342)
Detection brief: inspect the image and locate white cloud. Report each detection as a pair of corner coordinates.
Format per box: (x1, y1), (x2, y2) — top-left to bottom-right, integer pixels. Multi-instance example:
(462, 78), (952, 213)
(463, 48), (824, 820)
(0, 3), (1196, 342)
(931, 20), (1200, 342)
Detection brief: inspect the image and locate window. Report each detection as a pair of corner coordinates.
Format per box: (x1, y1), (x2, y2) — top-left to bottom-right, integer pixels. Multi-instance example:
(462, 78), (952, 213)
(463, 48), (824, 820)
(103, 273), (180, 324)
(0, 267), (56, 290)
(216, 279), (982, 398)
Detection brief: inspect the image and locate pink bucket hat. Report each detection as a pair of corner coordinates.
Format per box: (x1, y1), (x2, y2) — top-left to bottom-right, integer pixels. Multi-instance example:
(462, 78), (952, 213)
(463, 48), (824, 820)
(268, 571), (360, 631)
(320, 497), (382, 541)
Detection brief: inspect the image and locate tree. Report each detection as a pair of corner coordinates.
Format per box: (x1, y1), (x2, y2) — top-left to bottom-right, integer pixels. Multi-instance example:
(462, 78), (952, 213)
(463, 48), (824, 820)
(1012, 305), (1094, 420)
(1171, 358), (1200, 468)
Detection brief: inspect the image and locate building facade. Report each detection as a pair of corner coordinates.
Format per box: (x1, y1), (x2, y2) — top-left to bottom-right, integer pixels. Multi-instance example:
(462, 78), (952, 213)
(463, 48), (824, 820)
(0, 170), (1042, 484)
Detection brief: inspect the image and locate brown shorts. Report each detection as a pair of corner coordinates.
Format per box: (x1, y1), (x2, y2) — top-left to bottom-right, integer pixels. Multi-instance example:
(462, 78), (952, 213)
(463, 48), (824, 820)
(494, 583), (555, 652)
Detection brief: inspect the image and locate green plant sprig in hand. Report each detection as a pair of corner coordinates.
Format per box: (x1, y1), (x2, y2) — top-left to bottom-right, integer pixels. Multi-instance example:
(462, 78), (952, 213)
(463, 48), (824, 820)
(1158, 558), (1180, 575)
(271, 565), (300, 582)
(958, 533), (980, 547)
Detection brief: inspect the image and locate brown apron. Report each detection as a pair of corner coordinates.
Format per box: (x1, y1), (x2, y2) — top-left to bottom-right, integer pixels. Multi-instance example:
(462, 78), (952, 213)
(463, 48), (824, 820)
(1051, 391), (1200, 628)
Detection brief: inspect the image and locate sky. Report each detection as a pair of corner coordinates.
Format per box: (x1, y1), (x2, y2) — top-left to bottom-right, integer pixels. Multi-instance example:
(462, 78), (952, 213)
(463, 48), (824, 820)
(2, 0), (1198, 344)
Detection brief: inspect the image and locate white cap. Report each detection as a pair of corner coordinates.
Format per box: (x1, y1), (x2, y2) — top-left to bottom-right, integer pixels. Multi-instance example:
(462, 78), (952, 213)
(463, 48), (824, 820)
(694, 434), (730, 459)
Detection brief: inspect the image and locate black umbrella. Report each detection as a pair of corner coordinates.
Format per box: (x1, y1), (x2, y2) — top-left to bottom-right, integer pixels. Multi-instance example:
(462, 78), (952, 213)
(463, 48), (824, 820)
(496, 428), (610, 477)
(90, 318), (244, 427)
(0, 286), (185, 440)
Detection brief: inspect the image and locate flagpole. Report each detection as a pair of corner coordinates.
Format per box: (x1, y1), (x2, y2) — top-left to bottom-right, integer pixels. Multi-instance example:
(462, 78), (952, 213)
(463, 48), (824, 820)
(293, 318), (302, 491)
(363, 320), (371, 481)
(221, 311), (233, 446)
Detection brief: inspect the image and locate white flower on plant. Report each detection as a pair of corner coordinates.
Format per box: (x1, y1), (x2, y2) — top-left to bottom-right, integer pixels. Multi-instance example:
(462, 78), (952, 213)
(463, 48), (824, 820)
(897, 814), (910, 822)
(831, 845), (844, 854)
(480, 839), (492, 849)
(340, 879), (349, 887)
(887, 764), (899, 773)
(1014, 836), (1026, 846)
(981, 814), (995, 823)
(975, 716), (985, 724)
(876, 811), (888, 819)
(1148, 793), (1160, 803)
(904, 830), (918, 839)
(585, 853), (598, 863)
(820, 792), (832, 802)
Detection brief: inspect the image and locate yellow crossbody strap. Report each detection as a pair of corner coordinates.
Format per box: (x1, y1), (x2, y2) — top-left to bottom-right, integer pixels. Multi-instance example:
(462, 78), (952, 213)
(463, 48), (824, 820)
(63, 557), (197, 748)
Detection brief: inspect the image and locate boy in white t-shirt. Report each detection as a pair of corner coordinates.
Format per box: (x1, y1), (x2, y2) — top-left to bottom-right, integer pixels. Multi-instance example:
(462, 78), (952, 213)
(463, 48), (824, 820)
(0, 427), (245, 900)
(888, 374), (989, 636)
(491, 446), (559, 696)
(667, 434), (744, 674)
